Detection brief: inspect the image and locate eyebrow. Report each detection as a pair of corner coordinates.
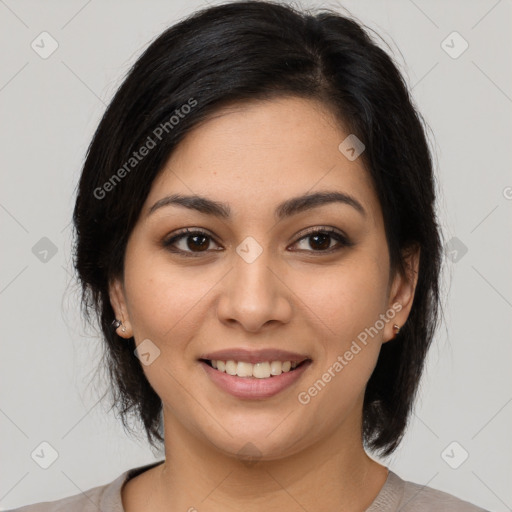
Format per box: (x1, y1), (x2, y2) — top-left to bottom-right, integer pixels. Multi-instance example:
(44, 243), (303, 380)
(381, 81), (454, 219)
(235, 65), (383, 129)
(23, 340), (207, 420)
(147, 190), (366, 220)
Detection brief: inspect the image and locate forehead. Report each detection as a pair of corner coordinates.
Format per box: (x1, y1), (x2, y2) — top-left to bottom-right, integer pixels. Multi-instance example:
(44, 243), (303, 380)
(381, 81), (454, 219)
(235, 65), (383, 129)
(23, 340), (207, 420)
(145, 97), (381, 227)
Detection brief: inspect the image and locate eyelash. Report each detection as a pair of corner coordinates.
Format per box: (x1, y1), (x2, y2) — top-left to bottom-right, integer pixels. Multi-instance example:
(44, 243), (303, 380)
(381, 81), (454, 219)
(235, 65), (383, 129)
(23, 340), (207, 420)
(162, 226), (354, 258)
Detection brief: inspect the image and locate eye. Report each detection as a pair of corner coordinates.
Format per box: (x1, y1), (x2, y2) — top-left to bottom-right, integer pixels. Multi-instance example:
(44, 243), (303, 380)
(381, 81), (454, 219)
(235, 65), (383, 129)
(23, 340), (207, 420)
(162, 226), (353, 257)
(290, 227), (353, 253)
(162, 228), (222, 256)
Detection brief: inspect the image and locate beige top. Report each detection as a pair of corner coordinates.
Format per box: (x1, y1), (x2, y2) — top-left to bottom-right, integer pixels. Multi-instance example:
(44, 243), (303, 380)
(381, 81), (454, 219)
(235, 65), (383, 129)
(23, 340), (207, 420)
(9, 460), (490, 511)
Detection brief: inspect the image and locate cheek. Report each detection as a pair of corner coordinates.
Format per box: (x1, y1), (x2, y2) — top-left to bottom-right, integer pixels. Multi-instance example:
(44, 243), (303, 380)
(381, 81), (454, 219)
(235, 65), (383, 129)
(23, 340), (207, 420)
(295, 270), (386, 428)
(290, 254), (390, 342)
(290, 253), (388, 404)
(122, 247), (225, 349)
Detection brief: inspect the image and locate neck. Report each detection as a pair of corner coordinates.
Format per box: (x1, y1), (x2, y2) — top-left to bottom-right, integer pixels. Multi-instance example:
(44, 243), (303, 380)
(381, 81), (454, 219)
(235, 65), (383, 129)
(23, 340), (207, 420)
(149, 409), (388, 512)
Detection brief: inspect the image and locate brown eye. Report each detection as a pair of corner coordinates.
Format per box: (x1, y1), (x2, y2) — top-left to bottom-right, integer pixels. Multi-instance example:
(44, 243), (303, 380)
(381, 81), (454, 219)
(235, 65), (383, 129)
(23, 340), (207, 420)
(292, 228), (353, 253)
(163, 228), (221, 256)
(307, 232), (331, 250)
(186, 233), (209, 251)
(163, 226), (353, 257)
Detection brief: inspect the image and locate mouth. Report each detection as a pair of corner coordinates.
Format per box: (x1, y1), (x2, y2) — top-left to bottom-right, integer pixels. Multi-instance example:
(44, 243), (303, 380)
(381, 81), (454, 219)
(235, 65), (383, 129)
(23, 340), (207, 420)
(199, 358), (311, 379)
(198, 353), (313, 399)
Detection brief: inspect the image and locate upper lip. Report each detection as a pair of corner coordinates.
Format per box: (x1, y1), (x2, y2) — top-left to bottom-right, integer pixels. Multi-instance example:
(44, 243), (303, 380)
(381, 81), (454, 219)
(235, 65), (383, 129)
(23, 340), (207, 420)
(199, 348), (311, 364)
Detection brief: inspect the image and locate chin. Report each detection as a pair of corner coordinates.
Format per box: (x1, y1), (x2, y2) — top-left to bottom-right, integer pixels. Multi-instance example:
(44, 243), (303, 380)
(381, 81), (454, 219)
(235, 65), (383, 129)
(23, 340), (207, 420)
(198, 420), (311, 463)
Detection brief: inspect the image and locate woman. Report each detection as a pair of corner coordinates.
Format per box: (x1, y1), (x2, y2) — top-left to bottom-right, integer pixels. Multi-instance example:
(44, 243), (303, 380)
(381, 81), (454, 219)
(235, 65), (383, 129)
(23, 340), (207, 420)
(12, 1), (490, 510)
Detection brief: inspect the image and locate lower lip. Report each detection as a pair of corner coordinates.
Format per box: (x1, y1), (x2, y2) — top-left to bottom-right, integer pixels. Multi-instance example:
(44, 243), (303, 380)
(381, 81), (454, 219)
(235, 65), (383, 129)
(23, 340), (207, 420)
(200, 360), (311, 399)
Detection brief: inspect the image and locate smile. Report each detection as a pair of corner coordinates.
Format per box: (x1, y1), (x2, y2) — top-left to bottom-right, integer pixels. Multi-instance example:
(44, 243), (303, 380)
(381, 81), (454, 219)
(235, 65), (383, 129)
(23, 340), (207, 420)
(202, 359), (305, 378)
(199, 358), (312, 399)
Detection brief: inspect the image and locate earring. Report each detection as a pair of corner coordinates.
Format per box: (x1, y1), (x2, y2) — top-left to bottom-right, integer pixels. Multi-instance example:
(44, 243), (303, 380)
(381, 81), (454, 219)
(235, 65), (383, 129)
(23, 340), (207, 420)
(112, 319), (127, 333)
(393, 324), (401, 336)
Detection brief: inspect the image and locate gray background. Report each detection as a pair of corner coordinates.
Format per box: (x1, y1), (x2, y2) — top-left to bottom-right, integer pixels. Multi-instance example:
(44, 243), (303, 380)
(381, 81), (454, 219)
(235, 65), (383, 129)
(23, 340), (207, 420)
(1, 0), (511, 510)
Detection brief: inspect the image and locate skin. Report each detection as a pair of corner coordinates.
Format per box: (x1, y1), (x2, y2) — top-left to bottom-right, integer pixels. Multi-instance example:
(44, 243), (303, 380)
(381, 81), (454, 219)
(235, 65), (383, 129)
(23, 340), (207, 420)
(109, 96), (420, 512)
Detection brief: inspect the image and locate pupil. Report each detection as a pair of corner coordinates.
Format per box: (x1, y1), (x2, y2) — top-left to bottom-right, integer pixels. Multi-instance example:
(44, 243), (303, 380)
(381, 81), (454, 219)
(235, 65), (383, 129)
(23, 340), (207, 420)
(310, 233), (330, 250)
(188, 235), (209, 251)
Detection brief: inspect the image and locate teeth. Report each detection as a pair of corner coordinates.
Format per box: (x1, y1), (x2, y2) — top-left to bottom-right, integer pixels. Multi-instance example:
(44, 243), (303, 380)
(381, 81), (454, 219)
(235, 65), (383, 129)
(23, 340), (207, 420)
(253, 362), (271, 379)
(208, 359), (302, 378)
(236, 361), (253, 377)
(225, 360), (237, 376)
(270, 361), (283, 376)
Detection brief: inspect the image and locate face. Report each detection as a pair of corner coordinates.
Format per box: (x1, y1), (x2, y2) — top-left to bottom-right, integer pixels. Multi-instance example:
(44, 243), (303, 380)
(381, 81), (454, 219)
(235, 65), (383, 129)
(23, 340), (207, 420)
(110, 96), (418, 461)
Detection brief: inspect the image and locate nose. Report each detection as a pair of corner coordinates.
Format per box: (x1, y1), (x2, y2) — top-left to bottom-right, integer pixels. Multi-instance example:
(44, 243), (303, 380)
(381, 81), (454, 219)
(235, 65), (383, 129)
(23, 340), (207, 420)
(216, 249), (293, 333)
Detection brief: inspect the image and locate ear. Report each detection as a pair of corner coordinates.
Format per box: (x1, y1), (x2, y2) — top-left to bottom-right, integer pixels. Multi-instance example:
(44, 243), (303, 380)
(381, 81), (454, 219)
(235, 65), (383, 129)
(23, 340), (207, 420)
(384, 243), (420, 343)
(109, 277), (133, 339)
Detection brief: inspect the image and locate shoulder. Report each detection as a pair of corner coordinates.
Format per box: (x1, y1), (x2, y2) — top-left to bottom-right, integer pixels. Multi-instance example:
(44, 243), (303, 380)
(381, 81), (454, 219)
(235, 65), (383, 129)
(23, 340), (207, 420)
(397, 472), (490, 512)
(6, 479), (115, 512)
(6, 460), (164, 512)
